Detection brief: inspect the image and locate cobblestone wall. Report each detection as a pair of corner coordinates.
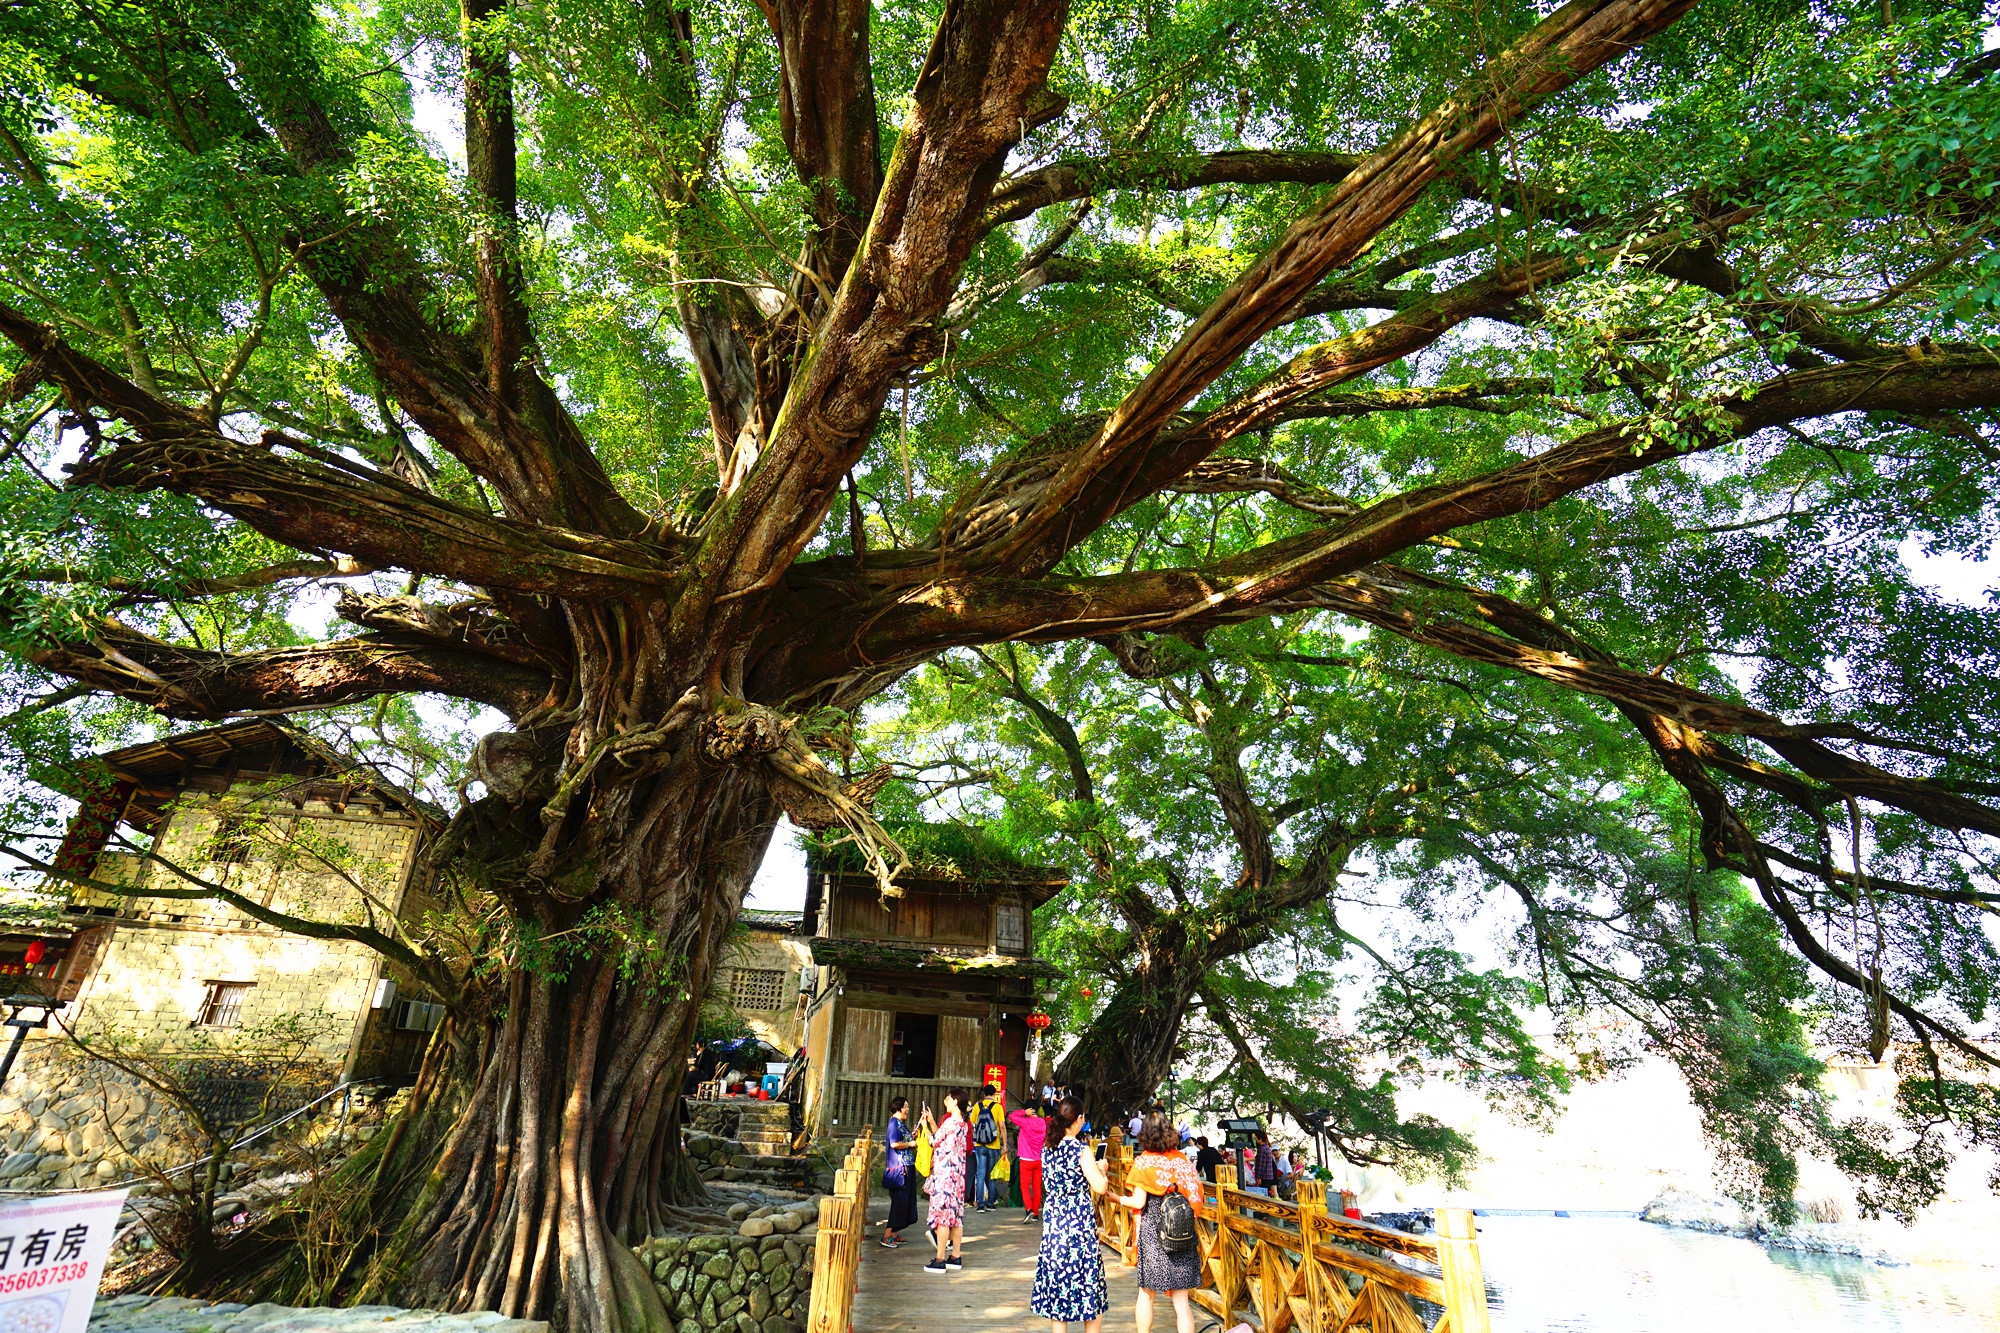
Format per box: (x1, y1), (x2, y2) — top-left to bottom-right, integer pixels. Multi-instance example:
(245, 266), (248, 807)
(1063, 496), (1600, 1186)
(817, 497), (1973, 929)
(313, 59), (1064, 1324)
(634, 1225), (814, 1333)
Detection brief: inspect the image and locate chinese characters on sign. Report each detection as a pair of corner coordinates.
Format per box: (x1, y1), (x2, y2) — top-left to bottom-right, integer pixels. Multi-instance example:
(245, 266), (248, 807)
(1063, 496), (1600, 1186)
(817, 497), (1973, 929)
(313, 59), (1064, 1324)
(0, 1191), (128, 1333)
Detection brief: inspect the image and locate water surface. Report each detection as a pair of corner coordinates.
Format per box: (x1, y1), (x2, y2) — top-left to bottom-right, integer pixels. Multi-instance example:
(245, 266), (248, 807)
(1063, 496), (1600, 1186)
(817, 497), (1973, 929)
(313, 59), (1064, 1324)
(1474, 1215), (2000, 1331)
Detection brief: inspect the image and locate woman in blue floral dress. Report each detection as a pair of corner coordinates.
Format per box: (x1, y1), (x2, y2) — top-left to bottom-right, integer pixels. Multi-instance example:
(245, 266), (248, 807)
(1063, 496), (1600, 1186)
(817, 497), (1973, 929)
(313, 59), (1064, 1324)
(1031, 1096), (1110, 1331)
(919, 1090), (970, 1273)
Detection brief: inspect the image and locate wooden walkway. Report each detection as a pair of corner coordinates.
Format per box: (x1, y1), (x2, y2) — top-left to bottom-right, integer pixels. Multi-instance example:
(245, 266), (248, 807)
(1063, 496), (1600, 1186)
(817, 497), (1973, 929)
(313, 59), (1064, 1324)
(849, 1198), (1143, 1332)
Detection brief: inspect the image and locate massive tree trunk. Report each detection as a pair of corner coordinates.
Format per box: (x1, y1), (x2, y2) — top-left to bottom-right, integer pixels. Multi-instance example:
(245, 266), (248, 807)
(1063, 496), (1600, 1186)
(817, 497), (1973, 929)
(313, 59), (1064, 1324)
(1054, 948), (1206, 1121)
(236, 765), (779, 1326)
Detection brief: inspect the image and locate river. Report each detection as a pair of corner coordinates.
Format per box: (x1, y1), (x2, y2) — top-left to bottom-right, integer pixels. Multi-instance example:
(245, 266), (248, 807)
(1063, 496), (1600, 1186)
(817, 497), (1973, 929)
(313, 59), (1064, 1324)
(1474, 1215), (2000, 1331)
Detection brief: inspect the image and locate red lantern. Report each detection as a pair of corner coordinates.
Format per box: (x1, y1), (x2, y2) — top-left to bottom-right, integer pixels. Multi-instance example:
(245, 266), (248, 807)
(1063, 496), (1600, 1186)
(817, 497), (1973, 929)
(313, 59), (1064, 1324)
(1025, 1012), (1052, 1031)
(23, 941), (44, 967)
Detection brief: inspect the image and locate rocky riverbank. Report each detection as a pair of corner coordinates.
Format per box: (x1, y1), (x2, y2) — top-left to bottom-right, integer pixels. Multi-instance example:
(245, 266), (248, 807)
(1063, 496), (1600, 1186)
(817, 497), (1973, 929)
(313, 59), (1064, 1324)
(1640, 1188), (1914, 1265)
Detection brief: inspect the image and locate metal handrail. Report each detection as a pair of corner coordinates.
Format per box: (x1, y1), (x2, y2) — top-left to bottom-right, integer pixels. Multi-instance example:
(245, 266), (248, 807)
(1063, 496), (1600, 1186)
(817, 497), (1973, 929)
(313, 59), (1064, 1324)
(0, 1076), (394, 1197)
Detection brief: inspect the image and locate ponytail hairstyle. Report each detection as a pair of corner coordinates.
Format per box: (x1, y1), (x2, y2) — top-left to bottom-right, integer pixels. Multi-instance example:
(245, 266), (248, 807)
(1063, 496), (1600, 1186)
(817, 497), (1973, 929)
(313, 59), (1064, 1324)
(1050, 1096), (1085, 1137)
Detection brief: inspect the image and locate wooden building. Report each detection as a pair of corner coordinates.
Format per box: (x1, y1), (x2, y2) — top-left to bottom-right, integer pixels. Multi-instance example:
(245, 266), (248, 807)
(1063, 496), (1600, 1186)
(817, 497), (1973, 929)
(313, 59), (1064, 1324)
(795, 831), (1066, 1139)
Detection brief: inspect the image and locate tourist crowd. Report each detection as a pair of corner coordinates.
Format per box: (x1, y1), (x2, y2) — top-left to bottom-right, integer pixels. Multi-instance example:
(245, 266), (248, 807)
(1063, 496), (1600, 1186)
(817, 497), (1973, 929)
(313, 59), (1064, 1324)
(880, 1088), (1309, 1333)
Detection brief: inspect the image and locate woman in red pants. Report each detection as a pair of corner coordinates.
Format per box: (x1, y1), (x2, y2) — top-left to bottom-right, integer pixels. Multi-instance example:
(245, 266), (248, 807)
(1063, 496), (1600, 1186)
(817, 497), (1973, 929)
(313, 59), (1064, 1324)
(1010, 1099), (1051, 1219)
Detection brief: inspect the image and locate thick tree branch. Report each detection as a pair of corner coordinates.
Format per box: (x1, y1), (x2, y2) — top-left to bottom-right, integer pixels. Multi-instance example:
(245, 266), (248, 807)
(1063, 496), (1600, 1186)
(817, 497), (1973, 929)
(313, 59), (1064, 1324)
(0, 299), (677, 596)
(984, 150), (1365, 231)
(19, 617), (553, 719)
(682, 0), (1067, 630)
(1737, 852), (1998, 1069)
(983, 148), (1589, 237)
(335, 590), (562, 670)
(780, 353), (2000, 695)
(208, 26), (648, 538)
(463, 0), (532, 407)
(963, 0), (1698, 572)
(1299, 566), (2000, 837)
(1756, 841), (2000, 911)
(930, 249), (1587, 556)
(14, 557), (374, 603)
(969, 647), (1097, 807)
(756, 0), (884, 288)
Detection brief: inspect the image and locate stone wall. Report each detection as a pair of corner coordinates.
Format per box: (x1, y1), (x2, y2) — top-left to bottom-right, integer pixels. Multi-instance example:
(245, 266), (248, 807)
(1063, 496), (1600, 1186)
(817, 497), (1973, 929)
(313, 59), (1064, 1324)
(72, 927), (382, 1064)
(633, 1222), (815, 1333)
(686, 1105), (741, 1139)
(0, 1042), (335, 1192)
(90, 1294), (547, 1333)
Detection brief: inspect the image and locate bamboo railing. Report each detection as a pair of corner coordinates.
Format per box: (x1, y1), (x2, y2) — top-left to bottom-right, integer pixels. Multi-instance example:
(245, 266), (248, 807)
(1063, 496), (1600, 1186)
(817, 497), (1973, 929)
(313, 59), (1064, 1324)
(1090, 1133), (1490, 1333)
(806, 1126), (877, 1333)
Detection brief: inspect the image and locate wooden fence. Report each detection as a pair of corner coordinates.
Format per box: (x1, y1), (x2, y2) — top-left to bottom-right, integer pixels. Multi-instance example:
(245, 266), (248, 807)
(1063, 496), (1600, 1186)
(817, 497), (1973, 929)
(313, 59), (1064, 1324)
(805, 1126), (876, 1333)
(1090, 1134), (1490, 1333)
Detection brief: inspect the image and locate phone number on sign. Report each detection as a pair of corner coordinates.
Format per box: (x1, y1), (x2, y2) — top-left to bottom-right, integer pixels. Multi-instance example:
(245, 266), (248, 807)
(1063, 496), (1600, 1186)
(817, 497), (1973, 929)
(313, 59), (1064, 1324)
(0, 1262), (88, 1293)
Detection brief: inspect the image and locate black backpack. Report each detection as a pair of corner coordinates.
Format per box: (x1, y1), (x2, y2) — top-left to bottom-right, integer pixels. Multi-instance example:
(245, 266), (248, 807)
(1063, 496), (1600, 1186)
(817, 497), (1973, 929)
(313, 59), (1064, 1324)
(1157, 1189), (1196, 1253)
(972, 1101), (999, 1145)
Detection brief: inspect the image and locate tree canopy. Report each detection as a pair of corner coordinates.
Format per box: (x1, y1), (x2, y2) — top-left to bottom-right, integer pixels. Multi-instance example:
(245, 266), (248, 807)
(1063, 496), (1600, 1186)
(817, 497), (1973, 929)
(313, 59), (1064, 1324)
(2, 0), (1999, 1315)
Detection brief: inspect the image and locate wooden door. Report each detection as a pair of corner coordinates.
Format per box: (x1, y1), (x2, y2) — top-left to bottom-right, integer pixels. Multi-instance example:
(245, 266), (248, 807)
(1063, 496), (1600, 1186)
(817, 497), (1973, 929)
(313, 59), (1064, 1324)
(937, 1015), (984, 1081)
(842, 1006), (893, 1075)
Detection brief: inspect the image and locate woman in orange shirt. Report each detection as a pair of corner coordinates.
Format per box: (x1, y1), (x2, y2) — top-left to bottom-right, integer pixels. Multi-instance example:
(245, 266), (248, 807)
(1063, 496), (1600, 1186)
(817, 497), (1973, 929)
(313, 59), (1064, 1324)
(1118, 1113), (1203, 1333)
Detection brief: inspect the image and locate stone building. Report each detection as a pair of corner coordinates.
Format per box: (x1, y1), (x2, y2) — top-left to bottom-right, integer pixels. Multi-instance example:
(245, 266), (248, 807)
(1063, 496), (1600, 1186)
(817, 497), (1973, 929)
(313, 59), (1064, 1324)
(41, 719), (448, 1078)
(792, 829), (1065, 1139)
(721, 910), (814, 1054)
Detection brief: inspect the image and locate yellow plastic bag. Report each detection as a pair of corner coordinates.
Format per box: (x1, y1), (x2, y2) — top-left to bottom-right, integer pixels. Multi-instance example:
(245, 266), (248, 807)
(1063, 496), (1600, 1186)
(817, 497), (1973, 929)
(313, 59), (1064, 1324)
(991, 1154), (1011, 1183)
(915, 1132), (933, 1177)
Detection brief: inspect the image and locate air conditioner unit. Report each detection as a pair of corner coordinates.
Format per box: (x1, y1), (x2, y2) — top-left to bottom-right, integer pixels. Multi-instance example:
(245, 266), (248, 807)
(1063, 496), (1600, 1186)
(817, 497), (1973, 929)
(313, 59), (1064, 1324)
(393, 999), (445, 1032)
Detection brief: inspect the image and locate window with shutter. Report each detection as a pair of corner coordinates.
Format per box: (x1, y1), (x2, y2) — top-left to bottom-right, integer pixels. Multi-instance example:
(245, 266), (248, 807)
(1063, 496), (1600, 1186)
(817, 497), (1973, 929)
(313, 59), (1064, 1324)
(196, 981), (252, 1028)
(995, 901), (1027, 954)
(206, 816), (255, 863)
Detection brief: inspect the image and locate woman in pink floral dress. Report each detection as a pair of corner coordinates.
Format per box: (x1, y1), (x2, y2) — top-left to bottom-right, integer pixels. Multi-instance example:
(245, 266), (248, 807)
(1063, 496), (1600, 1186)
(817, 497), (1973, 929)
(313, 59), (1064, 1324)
(919, 1089), (970, 1273)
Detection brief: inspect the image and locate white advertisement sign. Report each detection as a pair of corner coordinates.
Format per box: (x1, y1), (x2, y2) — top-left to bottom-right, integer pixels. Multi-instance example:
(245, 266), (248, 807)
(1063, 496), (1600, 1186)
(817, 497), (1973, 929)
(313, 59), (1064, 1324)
(0, 1190), (129, 1333)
